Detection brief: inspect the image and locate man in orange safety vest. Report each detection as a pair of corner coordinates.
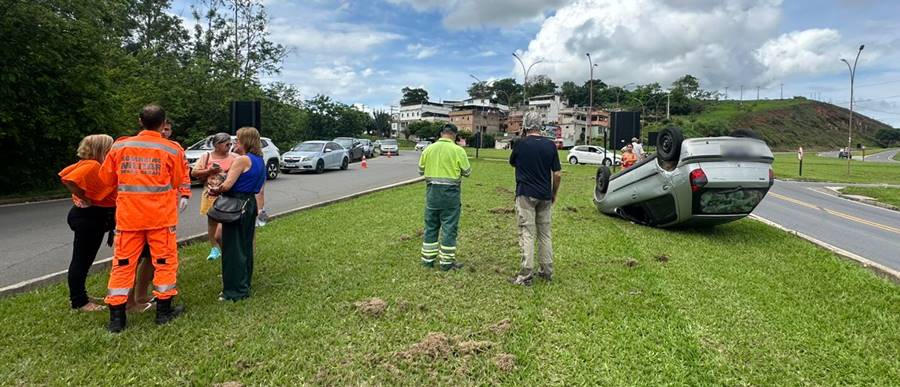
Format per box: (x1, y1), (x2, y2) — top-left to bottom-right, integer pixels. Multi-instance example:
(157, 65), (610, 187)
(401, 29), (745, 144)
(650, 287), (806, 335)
(98, 104), (189, 333)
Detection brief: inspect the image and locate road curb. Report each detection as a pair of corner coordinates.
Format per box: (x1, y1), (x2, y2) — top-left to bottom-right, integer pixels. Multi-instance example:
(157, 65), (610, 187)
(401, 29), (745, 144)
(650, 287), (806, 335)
(750, 214), (900, 283)
(822, 186), (900, 213)
(0, 177), (425, 298)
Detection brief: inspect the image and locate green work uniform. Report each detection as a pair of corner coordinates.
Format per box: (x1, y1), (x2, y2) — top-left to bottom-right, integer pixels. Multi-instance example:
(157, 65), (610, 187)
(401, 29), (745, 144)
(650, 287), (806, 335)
(418, 137), (471, 267)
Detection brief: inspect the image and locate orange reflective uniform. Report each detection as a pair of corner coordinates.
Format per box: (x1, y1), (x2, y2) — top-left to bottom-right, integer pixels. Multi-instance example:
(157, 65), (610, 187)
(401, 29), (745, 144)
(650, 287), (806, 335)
(178, 154), (192, 198)
(58, 160), (117, 207)
(98, 130), (187, 306)
(622, 152), (637, 169)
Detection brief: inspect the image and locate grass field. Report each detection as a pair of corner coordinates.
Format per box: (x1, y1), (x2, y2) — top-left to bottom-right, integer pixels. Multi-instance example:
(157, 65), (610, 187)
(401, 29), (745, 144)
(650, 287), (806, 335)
(841, 186), (900, 208)
(773, 153), (900, 185)
(1, 160), (899, 385)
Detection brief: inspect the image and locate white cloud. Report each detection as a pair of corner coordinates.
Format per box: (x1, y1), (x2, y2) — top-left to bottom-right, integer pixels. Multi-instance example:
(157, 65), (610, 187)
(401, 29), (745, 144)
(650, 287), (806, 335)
(477, 50), (498, 57)
(388, 0), (569, 29)
(754, 29), (850, 82)
(269, 22), (402, 54)
(406, 43), (439, 59)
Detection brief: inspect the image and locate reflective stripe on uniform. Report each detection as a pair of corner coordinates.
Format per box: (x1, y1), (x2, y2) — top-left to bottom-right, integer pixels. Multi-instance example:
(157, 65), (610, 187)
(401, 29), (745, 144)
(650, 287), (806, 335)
(155, 284), (177, 292)
(439, 245), (456, 251)
(118, 184), (172, 193)
(421, 257), (435, 263)
(179, 184), (191, 189)
(426, 177), (461, 185)
(107, 288), (131, 296)
(461, 168), (472, 177)
(112, 140), (179, 156)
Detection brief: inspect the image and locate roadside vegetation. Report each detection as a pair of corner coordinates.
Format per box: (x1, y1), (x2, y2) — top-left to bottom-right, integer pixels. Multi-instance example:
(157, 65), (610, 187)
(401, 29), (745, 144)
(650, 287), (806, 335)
(773, 153), (900, 185)
(841, 186), (900, 208)
(2, 159), (898, 385)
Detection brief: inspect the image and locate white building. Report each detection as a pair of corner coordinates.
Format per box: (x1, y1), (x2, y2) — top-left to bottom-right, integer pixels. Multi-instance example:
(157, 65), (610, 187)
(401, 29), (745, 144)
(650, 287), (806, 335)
(528, 94), (566, 124)
(392, 102), (453, 136)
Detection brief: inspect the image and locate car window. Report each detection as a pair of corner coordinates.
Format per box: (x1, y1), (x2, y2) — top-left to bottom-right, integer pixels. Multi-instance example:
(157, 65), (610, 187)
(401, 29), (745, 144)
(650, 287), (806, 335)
(383, 139), (398, 145)
(326, 142), (342, 151)
(188, 137), (213, 150)
(261, 139), (270, 148)
(293, 142), (323, 152)
(334, 139), (352, 148)
(572, 146), (584, 152)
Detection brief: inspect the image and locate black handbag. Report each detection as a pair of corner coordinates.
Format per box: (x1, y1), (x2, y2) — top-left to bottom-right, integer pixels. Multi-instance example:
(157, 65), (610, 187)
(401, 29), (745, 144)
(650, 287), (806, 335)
(207, 195), (250, 223)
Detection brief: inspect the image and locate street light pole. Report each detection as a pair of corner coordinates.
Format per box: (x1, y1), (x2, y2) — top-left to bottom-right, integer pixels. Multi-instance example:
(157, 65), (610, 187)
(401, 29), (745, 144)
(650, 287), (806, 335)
(842, 44), (865, 175)
(586, 53), (598, 145)
(512, 53), (543, 110)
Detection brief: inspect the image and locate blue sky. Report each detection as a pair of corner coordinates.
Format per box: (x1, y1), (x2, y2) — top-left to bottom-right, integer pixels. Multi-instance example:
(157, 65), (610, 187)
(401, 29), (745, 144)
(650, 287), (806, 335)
(169, 0), (900, 126)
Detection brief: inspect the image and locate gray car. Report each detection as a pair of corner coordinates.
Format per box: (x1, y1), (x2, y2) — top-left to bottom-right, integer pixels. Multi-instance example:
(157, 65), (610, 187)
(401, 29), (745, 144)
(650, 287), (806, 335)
(594, 127), (774, 227)
(281, 141), (349, 174)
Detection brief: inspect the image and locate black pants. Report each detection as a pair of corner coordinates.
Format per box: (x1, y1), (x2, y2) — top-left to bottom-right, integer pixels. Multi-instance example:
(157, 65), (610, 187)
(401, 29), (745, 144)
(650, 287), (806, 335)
(221, 192), (257, 301)
(66, 206), (115, 309)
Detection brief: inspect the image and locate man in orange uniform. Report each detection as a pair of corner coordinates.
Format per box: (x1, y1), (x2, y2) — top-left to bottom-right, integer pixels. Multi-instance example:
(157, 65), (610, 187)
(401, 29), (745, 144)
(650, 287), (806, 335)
(99, 105), (189, 333)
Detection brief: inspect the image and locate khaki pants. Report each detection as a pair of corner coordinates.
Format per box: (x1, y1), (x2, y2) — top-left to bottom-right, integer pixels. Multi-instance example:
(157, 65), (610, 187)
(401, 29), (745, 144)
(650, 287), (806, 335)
(515, 195), (553, 278)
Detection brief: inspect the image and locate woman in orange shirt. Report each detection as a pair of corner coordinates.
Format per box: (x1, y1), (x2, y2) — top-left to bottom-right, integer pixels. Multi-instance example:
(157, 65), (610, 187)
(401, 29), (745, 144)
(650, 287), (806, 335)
(59, 134), (116, 312)
(621, 144), (637, 169)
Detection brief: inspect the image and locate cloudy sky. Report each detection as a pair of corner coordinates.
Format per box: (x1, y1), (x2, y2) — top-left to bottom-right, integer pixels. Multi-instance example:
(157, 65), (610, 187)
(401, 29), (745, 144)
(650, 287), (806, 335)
(169, 0), (900, 126)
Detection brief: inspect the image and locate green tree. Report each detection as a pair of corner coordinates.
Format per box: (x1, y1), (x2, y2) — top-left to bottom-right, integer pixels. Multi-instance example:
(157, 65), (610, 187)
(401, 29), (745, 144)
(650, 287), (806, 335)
(526, 74), (557, 98)
(875, 128), (900, 147)
(467, 81), (492, 99)
(372, 111), (392, 138)
(489, 78), (522, 106)
(400, 87), (429, 106)
(407, 121), (441, 140)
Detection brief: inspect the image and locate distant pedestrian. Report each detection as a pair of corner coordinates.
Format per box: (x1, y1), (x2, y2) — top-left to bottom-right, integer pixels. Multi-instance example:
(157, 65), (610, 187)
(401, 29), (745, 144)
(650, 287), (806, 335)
(621, 144), (637, 169)
(508, 112), (561, 286)
(208, 127), (266, 301)
(99, 104), (189, 333)
(192, 133), (238, 260)
(418, 123), (471, 271)
(631, 137), (644, 159)
(59, 134), (116, 312)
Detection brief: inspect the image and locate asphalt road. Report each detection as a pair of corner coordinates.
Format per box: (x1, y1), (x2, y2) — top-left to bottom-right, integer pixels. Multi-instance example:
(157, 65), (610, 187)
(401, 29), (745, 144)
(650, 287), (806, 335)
(818, 148), (898, 162)
(753, 180), (900, 273)
(0, 152), (421, 288)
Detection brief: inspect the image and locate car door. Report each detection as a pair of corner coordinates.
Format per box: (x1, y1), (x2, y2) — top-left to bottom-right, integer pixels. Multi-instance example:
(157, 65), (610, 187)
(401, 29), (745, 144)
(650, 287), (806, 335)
(322, 142), (336, 168)
(584, 146), (601, 164)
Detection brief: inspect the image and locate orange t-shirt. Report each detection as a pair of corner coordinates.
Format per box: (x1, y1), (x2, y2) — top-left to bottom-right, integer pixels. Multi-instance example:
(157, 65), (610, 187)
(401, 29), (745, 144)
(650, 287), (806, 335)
(58, 160), (117, 207)
(622, 152), (637, 169)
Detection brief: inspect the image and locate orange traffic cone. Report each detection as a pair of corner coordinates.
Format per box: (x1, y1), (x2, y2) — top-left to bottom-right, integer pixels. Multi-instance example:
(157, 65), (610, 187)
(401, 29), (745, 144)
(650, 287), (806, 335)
(361, 155), (368, 169)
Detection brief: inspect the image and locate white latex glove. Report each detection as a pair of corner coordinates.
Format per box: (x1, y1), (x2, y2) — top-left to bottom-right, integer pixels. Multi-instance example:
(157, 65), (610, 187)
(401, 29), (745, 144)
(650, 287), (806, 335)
(179, 197), (189, 213)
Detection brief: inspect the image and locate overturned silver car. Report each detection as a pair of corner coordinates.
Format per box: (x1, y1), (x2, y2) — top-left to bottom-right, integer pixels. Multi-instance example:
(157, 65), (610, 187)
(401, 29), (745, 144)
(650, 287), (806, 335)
(594, 127), (774, 227)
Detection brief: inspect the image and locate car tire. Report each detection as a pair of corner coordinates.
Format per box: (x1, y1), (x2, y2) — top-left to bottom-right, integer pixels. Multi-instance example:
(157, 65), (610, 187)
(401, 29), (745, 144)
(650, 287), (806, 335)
(266, 159), (279, 180)
(569, 156), (578, 165)
(315, 160), (325, 174)
(596, 165), (611, 195)
(657, 126), (684, 162)
(602, 158), (612, 166)
(340, 157), (349, 170)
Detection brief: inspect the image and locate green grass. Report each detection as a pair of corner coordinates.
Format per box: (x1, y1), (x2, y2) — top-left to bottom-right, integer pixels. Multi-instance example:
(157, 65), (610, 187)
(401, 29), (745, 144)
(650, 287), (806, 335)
(895, 152), (900, 162)
(773, 153), (900, 184)
(1, 160), (899, 385)
(841, 186), (900, 208)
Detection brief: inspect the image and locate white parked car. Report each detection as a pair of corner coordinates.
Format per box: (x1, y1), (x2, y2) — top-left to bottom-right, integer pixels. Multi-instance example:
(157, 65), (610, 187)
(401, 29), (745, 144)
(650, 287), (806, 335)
(567, 145), (621, 166)
(415, 140), (432, 151)
(281, 141), (349, 174)
(185, 135), (282, 181)
(380, 139), (399, 156)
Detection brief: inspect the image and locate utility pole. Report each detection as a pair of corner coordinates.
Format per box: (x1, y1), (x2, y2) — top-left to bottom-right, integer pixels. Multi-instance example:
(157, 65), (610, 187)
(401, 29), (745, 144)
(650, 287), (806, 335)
(780, 83), (784, 99)
(666, 91), (670, 120)
(740, 85), (744, 104)
(586, 53), (597, 145)
(512, 53), (543, 111)
(756, 86), (760, 101)
(842, 44), (865, 175)
(724, 86), (728, 100)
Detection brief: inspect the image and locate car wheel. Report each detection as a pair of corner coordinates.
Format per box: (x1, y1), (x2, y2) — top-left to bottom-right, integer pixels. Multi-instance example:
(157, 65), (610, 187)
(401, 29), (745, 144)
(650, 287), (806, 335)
(315, 160), (325, 174)
(602, 158), (612, 166)
(657, 126), (684, 162)
(596, 165), (611, 195)
(569, 156), (578, 165)
(340, 157), (349, 170)
(266, 159), (279, 180)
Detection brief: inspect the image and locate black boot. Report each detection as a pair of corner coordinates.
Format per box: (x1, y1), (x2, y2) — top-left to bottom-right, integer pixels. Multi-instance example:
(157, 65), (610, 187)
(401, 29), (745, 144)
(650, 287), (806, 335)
(155, 297), (185, 325)
(107, 304), (127, 333)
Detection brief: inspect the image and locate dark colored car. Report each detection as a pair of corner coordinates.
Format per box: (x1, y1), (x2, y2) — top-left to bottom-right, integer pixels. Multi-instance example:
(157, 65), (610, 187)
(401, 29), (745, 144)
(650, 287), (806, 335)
(333, 137), (364, 162)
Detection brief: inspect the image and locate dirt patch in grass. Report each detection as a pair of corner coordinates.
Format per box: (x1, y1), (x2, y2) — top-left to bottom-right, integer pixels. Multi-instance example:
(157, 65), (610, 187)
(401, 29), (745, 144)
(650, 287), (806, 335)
(625, 258), (639, 268)
(494, 353), (517, 372)
(213, 382), (244, 387)
(655, 254), (670, 263)
(564, 206), (579, 213)
(488, 207), (515, 214)
(456, 340), (495, 355)
(495, 187), (514, 196)
(397, 332), (453, 361)
(354, 298), (387, 317)
(488, 319), (512, 335)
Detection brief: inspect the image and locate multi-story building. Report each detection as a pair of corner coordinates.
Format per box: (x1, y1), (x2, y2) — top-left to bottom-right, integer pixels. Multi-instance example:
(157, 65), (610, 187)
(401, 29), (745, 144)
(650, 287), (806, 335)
(393, 101), (453, 137)
(559, 107), (588, 146)
(527, 94), (566, 124)
(448, 98), (509, 135)
(506, 110), (523, 134)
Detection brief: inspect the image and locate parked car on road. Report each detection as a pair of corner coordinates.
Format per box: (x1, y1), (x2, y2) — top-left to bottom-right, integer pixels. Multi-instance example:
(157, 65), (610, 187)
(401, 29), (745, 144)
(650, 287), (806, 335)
(415, 140), (432, 151)
(359, 139), (375, 158)
(380, 138), (399, 156)
(281, 141), (349, 174)
(594, 127), (774, 228)
(186, 135), (281, 181)
(567, 145), (620, 166)
(333, 137), (364, 162)
(838, 148), (853, 159)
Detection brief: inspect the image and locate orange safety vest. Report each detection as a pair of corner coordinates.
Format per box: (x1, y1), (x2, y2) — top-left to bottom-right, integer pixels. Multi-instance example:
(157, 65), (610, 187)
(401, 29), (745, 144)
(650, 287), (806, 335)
(622, 152), (637, 168)
(98, 130), (188, 231)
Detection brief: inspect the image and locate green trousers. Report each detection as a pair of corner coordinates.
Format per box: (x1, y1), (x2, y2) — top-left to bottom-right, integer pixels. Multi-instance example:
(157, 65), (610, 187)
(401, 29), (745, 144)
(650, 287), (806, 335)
(221, 192), (257, 301)
(421, 184), (461, 265)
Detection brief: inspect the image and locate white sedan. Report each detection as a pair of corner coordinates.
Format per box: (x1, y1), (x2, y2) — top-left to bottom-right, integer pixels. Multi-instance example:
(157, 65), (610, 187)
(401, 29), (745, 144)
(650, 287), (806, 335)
(567, 145), (621, 166)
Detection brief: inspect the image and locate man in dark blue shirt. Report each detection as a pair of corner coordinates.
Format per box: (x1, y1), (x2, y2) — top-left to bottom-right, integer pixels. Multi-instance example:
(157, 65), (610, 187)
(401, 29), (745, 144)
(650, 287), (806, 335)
(508, 112), (561, 286)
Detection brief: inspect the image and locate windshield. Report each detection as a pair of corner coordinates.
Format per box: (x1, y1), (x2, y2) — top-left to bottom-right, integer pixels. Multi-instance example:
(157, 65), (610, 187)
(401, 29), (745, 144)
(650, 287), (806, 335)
(188, 138), (213, 151)
(335, 139), (352, 148)
(382, 139), (398, 145)
(292, 142), (323, 152)
(417, 141), (430, 145)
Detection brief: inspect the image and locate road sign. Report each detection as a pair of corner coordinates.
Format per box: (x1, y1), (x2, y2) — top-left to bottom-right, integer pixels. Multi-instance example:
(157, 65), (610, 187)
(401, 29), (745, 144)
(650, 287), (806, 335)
(797, 147), (804, 160)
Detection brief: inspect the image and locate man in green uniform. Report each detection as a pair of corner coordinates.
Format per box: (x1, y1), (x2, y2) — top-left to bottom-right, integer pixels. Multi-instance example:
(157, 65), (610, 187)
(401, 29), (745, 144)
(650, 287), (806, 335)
(418, 124), (471, 271)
